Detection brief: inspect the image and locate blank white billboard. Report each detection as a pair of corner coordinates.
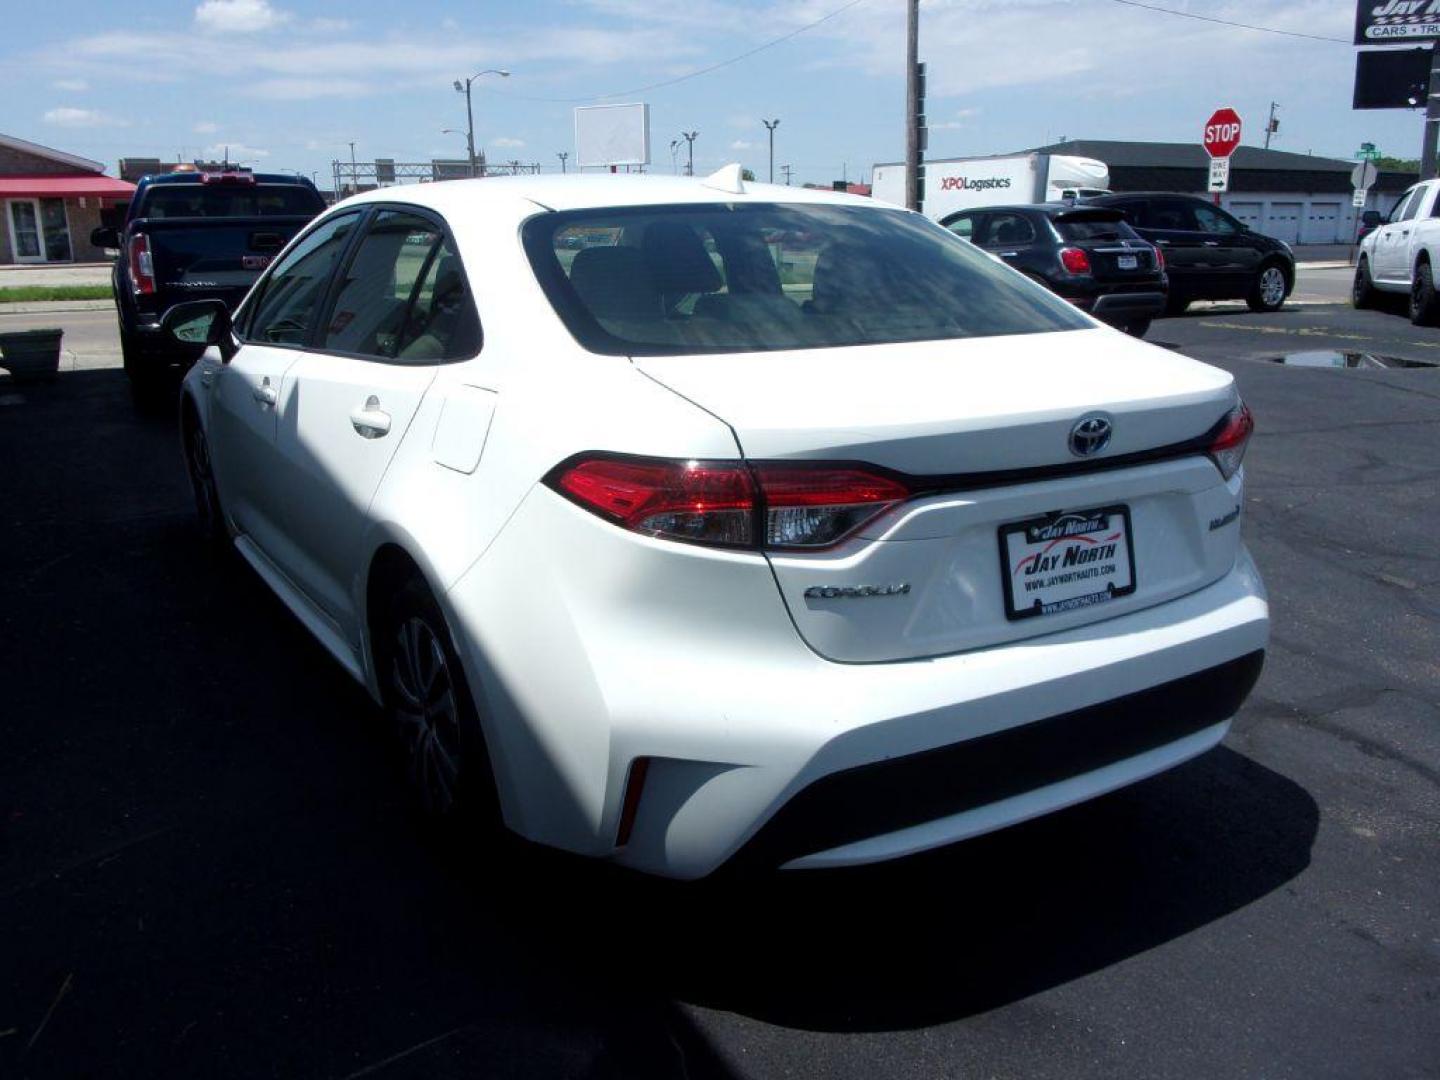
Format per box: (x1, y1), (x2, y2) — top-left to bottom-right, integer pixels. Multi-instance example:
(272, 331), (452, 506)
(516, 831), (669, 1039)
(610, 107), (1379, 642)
(575, 103), (650, 168)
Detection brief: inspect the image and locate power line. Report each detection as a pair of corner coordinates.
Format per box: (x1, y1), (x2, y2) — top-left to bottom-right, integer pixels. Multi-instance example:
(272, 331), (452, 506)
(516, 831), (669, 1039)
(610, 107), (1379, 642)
(479, 0), (871, 104)
(1105, 0), (1350, 44)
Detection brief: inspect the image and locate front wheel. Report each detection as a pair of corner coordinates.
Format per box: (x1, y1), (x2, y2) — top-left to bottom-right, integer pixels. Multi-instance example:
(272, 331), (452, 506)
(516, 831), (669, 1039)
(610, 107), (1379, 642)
(377, 577), (499, 825)
(1247, 262), (1289, 312)
(182, 412), (226, 544)
(1352, 258), (1377, 309)
(1411, 261), (1440, 326)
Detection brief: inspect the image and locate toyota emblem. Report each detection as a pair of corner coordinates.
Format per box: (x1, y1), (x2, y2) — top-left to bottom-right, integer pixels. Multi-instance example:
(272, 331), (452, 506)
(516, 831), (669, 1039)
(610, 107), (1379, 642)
(1069, 415), (1112, 457)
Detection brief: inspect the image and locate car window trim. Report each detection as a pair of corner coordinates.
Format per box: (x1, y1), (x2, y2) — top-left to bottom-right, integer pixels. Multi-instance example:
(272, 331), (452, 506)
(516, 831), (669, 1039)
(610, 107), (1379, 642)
(304, 201), (483, 367)
(239, 207), (368, 348)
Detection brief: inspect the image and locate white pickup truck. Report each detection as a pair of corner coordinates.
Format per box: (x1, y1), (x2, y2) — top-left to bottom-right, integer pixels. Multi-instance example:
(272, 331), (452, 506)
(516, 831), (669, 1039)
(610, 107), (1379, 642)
(1354, 178), (1440, 324)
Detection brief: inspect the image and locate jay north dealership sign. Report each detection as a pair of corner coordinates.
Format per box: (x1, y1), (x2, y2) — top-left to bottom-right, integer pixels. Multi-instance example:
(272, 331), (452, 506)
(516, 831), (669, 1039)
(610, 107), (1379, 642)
(1357, 0), (1440, 41)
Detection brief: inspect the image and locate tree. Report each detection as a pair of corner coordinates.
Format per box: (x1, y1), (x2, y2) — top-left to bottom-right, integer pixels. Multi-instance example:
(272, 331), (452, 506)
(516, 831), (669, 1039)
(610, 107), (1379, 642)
(1375, 156), (1420, 172)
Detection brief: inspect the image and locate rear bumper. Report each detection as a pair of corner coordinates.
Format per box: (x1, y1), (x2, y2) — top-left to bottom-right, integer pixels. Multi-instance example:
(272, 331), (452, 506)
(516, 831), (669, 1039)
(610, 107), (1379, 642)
(447, 485), (1269, 880)
(1086, 290), (1167, 323)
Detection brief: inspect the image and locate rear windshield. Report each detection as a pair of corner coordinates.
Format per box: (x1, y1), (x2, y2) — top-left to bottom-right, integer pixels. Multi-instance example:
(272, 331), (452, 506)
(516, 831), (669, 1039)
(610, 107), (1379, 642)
(139, 184), (323, 219)
(522, 203), (1091, 356)
(1053, 213), (1139, 243)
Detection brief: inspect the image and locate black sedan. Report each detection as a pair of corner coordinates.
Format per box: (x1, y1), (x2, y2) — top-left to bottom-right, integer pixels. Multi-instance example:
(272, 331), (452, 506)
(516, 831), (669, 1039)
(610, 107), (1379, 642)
(942, 204), (1167, 336)
(1083, 192), (1295, 315)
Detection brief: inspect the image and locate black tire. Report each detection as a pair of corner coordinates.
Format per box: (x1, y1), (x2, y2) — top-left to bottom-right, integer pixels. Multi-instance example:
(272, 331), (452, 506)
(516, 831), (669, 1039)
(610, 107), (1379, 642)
(375, 576), (500, 825)
(1163, 293), (1189, 317)
(1123, 318), (1152, 338)
(1247, 261), (1289, 313)
(121, 329), (174, 413)
(181, 408), (227, 545)
(1352, 258), (1377, 310)
(1411, 261), (1440, 326)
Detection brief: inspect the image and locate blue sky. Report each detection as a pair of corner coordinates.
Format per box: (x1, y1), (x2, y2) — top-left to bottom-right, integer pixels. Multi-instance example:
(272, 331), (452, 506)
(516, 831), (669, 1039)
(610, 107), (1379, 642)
(0, 0), (1427, 187)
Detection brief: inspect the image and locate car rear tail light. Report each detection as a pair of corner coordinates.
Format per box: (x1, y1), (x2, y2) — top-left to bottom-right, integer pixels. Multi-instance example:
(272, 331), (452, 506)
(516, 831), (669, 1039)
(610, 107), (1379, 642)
(1059, 246), (1092, 275)
(1207, 402), (1254, 480)
(1152, 244), (1166, 272)
(128, 234), (155, 296)
(546, 455), (909, 550)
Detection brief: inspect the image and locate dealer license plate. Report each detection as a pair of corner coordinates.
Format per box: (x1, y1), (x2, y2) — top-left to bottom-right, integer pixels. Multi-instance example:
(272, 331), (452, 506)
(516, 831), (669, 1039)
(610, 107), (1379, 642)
(999, 505), (1136, 620)
(1116, 254), (1138, 270)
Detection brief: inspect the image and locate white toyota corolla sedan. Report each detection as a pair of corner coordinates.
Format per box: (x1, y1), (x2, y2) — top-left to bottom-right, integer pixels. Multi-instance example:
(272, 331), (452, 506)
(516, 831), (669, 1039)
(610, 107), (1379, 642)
(165, 167), (1268, 879)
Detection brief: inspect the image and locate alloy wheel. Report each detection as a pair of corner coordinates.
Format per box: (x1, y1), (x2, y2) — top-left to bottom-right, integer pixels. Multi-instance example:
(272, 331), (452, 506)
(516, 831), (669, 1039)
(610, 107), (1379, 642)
(1259, 267), (1286, 308)
(390, 615), (463, 815)
(187, 423), (219, 537)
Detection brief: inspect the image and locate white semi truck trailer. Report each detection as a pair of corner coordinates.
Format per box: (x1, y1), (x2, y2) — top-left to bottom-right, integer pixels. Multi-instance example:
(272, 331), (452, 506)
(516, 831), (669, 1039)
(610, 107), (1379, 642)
(871, 153), (1110, 221)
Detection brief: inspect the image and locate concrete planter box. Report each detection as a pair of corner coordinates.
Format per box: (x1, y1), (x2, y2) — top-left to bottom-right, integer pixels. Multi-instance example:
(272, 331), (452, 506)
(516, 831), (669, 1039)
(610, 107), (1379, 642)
(0, 329), (63, 381)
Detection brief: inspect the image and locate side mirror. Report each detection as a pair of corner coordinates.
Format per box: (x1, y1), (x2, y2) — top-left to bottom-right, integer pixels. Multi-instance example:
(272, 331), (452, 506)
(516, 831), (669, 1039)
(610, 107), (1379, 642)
(90, 226), (120, 249)
(162, 299), (237, 362)
(1361, 210), (1383, 227)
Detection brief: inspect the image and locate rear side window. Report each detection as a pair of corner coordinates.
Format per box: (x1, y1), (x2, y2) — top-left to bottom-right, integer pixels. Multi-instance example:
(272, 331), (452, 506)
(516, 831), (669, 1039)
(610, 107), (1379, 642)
(139, 183), (323, 219)
(1054, 214), (1140, 242)
(246, 212), (360, 346)
(986, 213), (1036, 246)
(1193, 205), (1240, 234)
(322, 210), (480, 362)
(1148, 198), (1201, 232)
(523, 202), (1090, 356)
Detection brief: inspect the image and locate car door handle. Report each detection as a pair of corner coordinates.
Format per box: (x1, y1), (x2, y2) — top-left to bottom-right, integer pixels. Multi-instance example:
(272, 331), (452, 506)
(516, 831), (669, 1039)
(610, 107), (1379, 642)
(1203, 241), (1220, 247)
(252, 377), (277, 406)
(999, 251), (1019, 258)
(1154, 238), (1170, 245)
(350, 395), (391, 439)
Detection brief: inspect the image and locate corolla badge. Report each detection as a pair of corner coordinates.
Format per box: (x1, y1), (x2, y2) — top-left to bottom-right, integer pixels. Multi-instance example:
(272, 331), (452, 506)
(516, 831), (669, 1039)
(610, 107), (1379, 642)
(1069, 415), (1113, 458)
(804, 583), (911, 599)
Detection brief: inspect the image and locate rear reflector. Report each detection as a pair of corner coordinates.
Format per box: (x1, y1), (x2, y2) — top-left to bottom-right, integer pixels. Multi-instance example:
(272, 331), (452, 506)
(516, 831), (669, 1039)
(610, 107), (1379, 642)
(615, 756), (650, 847)
(546, 455), (909, 550)
(1207, 402), (1254, 480)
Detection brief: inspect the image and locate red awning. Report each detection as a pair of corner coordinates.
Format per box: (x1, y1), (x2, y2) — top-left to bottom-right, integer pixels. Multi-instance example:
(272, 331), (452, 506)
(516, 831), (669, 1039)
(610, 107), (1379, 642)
(0, 174), (136, 199)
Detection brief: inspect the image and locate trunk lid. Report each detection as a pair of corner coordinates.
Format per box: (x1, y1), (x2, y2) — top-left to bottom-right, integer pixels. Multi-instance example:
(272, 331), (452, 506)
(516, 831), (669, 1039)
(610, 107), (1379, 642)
(636, 327), (1244, 662)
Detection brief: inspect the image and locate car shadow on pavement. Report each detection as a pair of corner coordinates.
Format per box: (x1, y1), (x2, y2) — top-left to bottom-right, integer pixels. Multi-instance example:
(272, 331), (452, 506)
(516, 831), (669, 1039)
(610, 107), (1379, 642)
(0, 367), (1317, 1076)
(485, 743), (1318, 1034)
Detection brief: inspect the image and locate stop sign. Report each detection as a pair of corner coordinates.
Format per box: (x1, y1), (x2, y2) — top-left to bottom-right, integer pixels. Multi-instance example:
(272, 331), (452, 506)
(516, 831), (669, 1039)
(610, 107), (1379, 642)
(1203, 108), (1243, 159)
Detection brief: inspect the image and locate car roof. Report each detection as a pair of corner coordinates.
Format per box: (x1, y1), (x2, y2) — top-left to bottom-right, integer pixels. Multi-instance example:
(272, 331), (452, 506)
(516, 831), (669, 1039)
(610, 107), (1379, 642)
(333, 172), (880, 220)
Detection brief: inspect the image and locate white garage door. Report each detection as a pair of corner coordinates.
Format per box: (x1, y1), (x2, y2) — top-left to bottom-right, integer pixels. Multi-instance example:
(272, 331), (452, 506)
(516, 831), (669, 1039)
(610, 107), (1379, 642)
(1228, 201), (1263, 231)
(1302, 202), (1342, 244)
(1265, 202), (1302, 245)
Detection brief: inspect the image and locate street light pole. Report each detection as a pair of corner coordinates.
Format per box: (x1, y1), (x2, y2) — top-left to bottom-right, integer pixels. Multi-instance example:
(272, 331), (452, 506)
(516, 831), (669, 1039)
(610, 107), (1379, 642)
(682, 131), (698, 176)
(453, 68), (510, 178)
(904, 0), (920, 211)
(762, 118), (779, 183)
(557, 151), (568, 174)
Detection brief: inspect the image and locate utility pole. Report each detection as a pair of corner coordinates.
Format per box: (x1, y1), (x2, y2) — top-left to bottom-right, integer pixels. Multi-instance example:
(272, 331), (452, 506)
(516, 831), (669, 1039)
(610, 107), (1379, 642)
(762, 118), (780, 183)
(669, 139), (680, 174)
(781, 164), (793, 186)
(904, 0), (922, 211)
(682, 131), (698, 176)
(1423, 45), (1440, 180)
(1264, 101), (1280, 150)
(454, 68), (510, 178)
(557, 151), (568, 174)
(347, 141), (355, 195)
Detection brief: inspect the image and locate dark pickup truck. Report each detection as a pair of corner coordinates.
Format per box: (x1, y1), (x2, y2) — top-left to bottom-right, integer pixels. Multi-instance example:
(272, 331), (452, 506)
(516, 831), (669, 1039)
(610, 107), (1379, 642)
(91, 168), (324, 404)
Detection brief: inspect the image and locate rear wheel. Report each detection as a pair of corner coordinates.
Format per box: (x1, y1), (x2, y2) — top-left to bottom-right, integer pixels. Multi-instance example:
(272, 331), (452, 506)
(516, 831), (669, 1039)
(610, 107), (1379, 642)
(1247, 262), (1288, 312)
(1352, 258), (1377, 309)
(1411, 261), (1440, 326)
(376, 576), (499, 825)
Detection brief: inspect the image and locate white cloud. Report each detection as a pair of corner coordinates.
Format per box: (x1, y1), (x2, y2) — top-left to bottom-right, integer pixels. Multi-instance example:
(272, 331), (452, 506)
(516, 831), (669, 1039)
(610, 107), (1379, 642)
(195, 0), (290, 33)
(205, 141), (270, 160)
(491, 136), (526, 148)
(247, 77), (369, 100)
(308, 17), (351, 32)
(43, 107), (122, 128)
(729, 139), (754, 150)
(52, 78), (88, 91)
(193, 120), (219, 133)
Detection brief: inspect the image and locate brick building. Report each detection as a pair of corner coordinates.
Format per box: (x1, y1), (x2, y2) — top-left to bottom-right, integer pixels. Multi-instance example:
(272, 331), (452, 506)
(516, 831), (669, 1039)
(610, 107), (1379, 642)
(0, 133), (135, 265)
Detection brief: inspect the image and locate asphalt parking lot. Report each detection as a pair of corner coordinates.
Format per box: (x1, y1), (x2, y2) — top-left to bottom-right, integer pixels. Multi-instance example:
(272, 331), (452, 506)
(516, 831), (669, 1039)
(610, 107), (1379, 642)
(2, 268), (1438, 1079)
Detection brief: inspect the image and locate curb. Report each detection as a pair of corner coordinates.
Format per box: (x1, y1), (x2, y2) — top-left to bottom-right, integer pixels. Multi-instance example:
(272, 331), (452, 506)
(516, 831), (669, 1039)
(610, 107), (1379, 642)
(0, 300), (113, 315)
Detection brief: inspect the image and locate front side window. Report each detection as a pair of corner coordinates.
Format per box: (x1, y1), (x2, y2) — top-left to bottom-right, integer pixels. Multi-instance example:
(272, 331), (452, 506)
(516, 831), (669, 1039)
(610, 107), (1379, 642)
(246, 211), (360, 346)
(524, 203), (1091, 356)
(1193, 205), (1240, 235)
(1389, 188), (1419, 223)
(1148, 198), (1200, 232)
